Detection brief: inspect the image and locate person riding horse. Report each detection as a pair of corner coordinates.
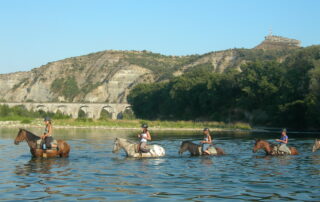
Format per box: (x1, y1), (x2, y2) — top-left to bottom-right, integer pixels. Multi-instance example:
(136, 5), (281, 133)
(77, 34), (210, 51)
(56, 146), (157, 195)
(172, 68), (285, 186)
(200, 128), (212, 155)
(138, 124), (151, 153)
(275, 128), (291, 154)
(41, 117), (54, 150)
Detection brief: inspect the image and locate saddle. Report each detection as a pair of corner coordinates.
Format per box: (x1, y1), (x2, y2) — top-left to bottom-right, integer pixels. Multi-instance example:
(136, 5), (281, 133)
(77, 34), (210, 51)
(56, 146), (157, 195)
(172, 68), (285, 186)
(36, 139), (58, 150)
(198, 145), (217, 155)
(271, 145), (291, 155)
(134, 144), (151, 153)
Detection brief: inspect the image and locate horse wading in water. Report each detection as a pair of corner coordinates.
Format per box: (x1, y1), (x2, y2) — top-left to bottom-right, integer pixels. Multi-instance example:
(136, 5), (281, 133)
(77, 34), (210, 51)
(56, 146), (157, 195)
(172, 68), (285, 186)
(253, 139), (298, 155)
(112, 138), (165, 157)
(178, 141), (225, 156)
(312, 139), (320, 152)
(14, 129), (70, 158)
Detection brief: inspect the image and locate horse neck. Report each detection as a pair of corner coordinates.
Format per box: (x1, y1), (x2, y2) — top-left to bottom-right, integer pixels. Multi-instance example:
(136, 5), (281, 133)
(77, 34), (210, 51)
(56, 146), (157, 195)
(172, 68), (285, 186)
(24, 131), (40, 149)
(188, 142), (200, 155)
(261, 141), (272, 154)
(118, 139), (134, 155)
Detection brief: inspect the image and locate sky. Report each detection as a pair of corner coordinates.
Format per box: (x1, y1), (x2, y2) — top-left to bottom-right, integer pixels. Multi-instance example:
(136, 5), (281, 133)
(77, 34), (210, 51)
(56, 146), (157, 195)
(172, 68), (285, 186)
(0, 0), (319, 74)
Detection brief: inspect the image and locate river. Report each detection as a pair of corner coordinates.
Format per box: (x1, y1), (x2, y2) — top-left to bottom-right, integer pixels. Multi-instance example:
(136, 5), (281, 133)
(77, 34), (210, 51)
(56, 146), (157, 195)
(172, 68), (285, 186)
(0, 127), (319, 201)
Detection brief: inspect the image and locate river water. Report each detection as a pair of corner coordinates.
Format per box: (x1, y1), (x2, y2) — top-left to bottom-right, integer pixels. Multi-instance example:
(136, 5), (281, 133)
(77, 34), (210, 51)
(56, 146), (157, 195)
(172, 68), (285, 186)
(0, 127), (319, 201)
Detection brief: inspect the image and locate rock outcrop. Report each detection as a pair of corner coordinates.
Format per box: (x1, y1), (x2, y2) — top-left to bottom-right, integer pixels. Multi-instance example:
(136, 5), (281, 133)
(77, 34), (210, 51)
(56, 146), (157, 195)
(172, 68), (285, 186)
(254, 35), (301, 50)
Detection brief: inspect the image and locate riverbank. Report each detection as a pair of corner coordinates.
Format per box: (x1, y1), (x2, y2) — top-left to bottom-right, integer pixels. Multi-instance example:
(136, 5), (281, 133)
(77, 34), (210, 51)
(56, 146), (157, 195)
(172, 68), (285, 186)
(0, 118), (252, 131)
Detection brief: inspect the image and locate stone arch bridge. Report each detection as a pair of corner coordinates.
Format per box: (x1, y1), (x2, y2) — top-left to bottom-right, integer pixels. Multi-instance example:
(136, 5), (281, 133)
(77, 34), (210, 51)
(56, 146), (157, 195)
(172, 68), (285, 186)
(0, 102), (131, 120)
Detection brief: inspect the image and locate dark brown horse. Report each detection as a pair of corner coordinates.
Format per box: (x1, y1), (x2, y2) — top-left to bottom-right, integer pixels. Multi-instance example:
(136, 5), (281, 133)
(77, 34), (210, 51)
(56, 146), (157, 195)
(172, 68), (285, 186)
(178, 141), (225, 156)
(253, 139), (298, 155)
(14, 128), (70, 158)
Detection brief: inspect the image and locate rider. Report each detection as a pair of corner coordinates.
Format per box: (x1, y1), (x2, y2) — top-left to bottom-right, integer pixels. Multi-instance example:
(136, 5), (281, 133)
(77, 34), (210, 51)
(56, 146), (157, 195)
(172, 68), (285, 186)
(41, 117), (53, 150)
(200, 128), (212, 155)
(276, 128), (291, 154)
(138, 124), (151, 153)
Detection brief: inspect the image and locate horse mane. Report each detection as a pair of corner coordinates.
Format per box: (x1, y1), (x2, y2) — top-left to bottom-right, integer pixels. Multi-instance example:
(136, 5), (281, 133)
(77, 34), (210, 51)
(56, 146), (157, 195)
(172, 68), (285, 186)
(255, 139), (276, 147)
(21, 128), (40, 141)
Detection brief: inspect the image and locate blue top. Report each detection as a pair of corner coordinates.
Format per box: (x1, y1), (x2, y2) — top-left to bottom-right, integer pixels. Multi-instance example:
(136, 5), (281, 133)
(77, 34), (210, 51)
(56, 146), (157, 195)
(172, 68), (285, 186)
(279, 135), (288, 144)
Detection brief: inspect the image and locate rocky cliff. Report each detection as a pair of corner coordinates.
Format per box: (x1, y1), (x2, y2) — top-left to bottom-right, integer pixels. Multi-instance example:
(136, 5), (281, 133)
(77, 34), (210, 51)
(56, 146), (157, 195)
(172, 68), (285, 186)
(0, 36), (301, 103)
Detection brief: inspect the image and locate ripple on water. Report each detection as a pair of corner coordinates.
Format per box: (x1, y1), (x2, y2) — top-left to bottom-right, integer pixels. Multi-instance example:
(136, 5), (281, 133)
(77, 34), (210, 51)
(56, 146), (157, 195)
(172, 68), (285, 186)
(0, 130), (319, 201)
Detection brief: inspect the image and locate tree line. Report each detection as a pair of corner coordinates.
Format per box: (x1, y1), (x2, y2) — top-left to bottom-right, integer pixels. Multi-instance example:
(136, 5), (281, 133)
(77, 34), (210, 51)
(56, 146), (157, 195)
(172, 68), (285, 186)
(127, 46), (320, 129)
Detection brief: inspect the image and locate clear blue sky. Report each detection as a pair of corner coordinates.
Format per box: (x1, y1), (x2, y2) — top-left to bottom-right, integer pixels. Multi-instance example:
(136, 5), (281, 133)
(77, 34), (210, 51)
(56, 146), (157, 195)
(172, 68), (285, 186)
(0, 0), (319, 74)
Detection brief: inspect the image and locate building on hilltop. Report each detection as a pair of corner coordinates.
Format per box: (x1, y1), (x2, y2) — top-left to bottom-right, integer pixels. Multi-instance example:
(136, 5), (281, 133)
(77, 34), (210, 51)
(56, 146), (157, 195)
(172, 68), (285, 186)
(254, 34), (301, 50)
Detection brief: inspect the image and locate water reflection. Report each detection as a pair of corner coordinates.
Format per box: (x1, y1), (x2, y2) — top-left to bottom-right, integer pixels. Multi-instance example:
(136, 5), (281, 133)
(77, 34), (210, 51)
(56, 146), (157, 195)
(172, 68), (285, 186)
(15, 158), (70, 176)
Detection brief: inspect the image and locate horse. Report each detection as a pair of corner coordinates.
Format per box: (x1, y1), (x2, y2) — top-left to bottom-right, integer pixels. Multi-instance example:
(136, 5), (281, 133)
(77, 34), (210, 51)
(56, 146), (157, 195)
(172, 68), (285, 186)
(178, 141), (225, 156)
(312, 139), (320, 152)
(112, 138), (165, 158)
(14, 128), (70, 158)
(252, 139), (298, 155)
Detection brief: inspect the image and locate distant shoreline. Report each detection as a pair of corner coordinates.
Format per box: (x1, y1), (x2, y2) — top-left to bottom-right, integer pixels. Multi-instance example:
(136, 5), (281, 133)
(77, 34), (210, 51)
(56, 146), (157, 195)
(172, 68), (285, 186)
(0, 120), (256, 132)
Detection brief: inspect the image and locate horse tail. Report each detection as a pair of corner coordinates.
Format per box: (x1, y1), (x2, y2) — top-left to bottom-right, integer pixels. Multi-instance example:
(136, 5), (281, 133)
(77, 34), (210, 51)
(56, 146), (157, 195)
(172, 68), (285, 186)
(215, 147), (225, 155)
(58, 140), (71, 157)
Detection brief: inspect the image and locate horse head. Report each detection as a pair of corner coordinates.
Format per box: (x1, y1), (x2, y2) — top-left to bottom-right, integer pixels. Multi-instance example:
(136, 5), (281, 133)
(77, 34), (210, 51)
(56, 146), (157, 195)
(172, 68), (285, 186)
(312, 139), (319, 152)
(112, 138), (120, 153)
(14, 128), (26, 145)
(178, 141), (190, 155)
(252, 139), (262, 153)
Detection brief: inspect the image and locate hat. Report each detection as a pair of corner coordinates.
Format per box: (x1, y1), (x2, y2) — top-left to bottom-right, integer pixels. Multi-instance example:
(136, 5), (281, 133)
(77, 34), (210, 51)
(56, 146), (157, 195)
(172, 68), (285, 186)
(141, 124), (148, 128)
(203, 128), (209, 131)
(282, 128), (287, 132)
(44, 117), (51, 121)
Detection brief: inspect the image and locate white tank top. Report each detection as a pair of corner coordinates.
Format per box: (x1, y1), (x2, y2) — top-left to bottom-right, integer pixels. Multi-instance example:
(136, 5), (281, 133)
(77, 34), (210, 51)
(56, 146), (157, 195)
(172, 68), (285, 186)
(140, 133), (147, 143)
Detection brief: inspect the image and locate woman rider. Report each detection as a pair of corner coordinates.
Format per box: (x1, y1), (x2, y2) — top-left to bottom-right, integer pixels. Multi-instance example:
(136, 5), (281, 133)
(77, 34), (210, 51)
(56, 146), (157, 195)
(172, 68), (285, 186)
(200, 128), (212, 155)
(276, 128), (291, 154)
(41, 117), (53, 150)
(138, 124), (151, 153)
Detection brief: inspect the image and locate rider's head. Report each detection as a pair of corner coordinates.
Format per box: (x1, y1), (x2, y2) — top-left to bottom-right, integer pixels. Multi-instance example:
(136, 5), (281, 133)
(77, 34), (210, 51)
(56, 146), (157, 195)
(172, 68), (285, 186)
(282, 128), (287, 135)
(203, 128), (210, 134)
(141, 124), (148, 131)
(44, 117), (51, 124)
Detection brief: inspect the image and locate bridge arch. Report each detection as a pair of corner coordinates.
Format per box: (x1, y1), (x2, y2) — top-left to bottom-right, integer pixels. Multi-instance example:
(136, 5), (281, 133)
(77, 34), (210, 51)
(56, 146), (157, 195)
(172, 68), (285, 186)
(36, 105), (48, 112)
(99, 105), (114, 119)
(78, 105), (91, 118)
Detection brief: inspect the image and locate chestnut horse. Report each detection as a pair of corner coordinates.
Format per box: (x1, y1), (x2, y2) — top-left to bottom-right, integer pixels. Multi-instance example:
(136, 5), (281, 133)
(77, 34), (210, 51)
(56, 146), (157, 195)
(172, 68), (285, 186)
(253, 139), (298, 155)
(312, 139), (320, 152)
(178, 141), (225, 156)
(14, 128), (70, 158)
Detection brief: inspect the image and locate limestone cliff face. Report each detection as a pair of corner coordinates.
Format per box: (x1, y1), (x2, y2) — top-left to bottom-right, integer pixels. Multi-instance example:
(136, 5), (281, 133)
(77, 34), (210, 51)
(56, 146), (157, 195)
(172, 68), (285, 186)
(0, 51), (155, 103)
(0, 35), (300, 103)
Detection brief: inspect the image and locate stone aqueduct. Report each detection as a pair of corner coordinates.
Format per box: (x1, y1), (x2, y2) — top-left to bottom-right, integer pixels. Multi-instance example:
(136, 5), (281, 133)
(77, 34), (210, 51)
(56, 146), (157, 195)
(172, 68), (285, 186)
(0, 102), (131, 120)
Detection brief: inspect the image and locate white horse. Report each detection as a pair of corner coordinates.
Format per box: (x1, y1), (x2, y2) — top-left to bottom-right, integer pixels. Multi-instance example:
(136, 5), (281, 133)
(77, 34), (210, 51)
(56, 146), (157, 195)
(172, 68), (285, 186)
(112, 138), (165, 157)
(313, 139), (320, 152)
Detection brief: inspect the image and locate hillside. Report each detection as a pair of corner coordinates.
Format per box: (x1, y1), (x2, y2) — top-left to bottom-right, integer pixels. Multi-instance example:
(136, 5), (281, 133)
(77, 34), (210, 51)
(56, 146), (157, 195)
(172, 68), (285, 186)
(0, 35), (301, 103)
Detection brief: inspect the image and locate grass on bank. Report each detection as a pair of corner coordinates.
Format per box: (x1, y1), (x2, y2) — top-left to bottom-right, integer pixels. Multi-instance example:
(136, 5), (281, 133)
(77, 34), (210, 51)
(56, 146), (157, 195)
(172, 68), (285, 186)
(0, 117), (251, 130)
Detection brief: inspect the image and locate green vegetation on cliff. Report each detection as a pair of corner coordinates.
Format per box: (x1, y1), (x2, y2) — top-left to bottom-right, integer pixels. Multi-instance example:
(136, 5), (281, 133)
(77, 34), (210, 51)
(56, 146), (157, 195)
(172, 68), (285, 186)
(128, 45), (320, 129)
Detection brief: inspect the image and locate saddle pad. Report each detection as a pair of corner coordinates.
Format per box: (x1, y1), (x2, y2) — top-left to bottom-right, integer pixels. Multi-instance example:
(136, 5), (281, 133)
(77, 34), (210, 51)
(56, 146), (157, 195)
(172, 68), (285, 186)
(36, 139), (58, 149)
(208, 146), (217, 155)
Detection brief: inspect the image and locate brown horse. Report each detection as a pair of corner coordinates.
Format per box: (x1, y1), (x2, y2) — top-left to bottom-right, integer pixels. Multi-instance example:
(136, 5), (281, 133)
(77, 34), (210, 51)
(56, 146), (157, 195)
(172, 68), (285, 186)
(178, 141), (225, 156)
(253, 139), (298, 155)
(312, 139), (320, 152)
(14, 128), (70, 158)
